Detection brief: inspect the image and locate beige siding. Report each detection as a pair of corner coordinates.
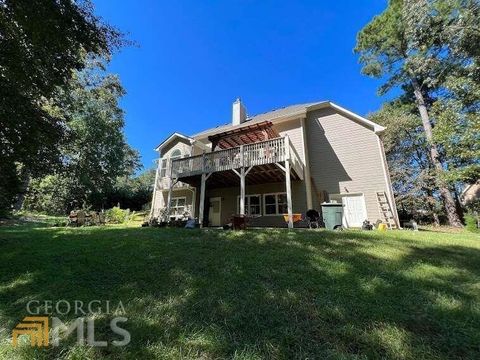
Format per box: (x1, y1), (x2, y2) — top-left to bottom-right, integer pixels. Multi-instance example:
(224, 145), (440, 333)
(153, 138), (198, 217)
(152, 188), (164, 218)
(306, 107), (390, 222)
(274, 119), (305, 162)
(160, 138), (191, 159)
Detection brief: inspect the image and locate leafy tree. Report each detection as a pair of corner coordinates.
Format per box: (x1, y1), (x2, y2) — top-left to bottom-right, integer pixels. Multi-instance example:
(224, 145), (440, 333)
(355, 0), (480, 227)
(370, 103), (442, 224)
(105, 168), (156, 211)
(431, 77), (480, 184)
(23, 65), (140, 214)
(0, 0), (123, 214)
(22, 175), (81, 215)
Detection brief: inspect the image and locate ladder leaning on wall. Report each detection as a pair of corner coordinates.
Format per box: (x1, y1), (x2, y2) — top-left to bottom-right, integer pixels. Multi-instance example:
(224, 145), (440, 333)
(376, 191), (397, 229)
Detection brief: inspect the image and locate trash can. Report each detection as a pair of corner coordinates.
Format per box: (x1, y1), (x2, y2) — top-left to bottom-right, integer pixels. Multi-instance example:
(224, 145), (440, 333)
(321, 202), (343, 230)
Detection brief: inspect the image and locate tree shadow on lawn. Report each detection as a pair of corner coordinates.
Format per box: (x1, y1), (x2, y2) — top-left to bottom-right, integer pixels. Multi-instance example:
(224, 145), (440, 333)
(0, 226), (479, 359)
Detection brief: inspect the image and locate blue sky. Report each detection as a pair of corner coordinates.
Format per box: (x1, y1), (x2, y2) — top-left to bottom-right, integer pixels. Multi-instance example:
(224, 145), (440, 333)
(94, 0), (389, 169)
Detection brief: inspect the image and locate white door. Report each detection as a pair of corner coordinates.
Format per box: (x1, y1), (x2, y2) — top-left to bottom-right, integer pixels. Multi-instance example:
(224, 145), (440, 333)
(342, 194), (367, 228)
(208, 197), (222, 226)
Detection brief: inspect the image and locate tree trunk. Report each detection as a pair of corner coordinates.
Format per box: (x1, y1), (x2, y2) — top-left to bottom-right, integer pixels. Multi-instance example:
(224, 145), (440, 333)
(411, 78), (463, 227)
(425, 189), (440, 226)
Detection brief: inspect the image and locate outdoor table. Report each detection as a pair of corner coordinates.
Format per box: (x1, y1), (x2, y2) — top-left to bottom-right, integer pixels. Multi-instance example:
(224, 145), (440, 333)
(283, 214), (303, 223)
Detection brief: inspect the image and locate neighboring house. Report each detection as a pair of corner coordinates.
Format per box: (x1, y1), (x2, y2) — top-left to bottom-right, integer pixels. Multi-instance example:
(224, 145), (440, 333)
(150, 99), (399, 228)
(460, 180), (480, 206)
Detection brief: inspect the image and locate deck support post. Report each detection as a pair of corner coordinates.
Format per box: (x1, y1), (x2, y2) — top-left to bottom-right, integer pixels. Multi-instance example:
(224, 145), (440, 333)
(198, 172), (212, 228)
(199, 172), (206, 228)
(239, 145), (246, 216)
(240, 167), (245, 215)
(285, 136), (294, 229)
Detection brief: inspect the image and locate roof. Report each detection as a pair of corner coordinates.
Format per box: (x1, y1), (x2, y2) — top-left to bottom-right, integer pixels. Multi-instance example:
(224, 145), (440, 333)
(191, 101), (385, 139)
(154, 132), (194, 152)
(460, 180), (480, 204)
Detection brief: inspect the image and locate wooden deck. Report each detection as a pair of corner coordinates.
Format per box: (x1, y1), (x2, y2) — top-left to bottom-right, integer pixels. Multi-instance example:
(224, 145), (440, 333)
(170, 136), (304, 182)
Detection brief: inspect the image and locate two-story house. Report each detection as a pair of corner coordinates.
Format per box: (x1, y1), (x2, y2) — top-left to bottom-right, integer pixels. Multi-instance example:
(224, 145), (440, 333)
(150, 99), (399, 228)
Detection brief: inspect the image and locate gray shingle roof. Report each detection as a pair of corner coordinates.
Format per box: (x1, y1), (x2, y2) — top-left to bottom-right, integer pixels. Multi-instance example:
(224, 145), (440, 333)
(191, 101), (325, 138)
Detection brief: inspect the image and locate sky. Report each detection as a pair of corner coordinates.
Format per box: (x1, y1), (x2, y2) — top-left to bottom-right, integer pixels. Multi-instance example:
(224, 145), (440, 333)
(93, 0), (390, 170)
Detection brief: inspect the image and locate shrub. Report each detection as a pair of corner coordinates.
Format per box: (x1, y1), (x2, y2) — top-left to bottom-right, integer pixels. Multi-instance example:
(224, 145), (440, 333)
(465, 213), (479, 233)
(105, 207), (130, 224)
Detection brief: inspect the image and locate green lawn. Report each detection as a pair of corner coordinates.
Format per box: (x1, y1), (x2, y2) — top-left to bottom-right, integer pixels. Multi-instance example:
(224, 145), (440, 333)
(0, 223), (479, 359)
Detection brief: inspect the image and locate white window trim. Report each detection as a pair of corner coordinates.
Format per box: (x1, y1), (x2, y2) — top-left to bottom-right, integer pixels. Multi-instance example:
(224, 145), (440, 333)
(170, 196), (187, 216)
(159, 148), (184, 179)
(170, 149), (182, 159)
(262, 192), (287, 216)
(160, 158), (168, 178)
(236, 194), (262, 215)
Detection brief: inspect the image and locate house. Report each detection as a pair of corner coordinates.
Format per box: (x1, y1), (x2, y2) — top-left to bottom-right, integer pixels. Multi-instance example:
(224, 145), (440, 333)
(150, 99), (399, 228)
(460, 180), (480, 206)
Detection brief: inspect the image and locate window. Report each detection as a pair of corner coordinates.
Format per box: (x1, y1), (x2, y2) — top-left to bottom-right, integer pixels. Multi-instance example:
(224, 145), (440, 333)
(170, 197), (186, 216)
(170, 149), (182, 160)
(237, 195), (261, 215)
(277, 193), (288, 214)
(263, 193), (288, 215)
(248, 195), (261, 215)
(160, 159), (167, 177)
(160, 149), (182, 178)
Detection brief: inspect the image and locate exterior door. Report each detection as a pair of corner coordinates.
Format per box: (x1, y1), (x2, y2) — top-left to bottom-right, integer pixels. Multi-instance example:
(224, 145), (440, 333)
(341, 194), (367, 228)
(208, 197), (222, 226)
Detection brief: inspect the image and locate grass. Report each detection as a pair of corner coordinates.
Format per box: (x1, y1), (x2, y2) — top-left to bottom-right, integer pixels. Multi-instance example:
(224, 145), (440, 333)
(0, 223), (479, 359)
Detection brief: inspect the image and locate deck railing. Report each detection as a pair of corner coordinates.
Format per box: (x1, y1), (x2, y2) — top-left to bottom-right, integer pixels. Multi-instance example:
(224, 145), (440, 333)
(286, 136), (304, 179)
(170, 136), (303, 179)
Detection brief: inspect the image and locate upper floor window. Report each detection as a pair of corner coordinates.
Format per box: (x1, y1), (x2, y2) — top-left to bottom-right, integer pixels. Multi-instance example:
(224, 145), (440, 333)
(160, 149), (182, 177)
(160, 159), (167, 177)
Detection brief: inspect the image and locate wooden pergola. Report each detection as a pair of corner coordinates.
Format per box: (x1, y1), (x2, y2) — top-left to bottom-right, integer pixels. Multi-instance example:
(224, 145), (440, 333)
(208, 121), (279, 150)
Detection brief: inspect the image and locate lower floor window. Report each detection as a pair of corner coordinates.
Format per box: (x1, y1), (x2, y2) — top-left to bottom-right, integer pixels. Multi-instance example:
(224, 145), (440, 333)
(170, 197), (186, 216)
(237, 195), (261, 215)
(264, 193), (287, 215)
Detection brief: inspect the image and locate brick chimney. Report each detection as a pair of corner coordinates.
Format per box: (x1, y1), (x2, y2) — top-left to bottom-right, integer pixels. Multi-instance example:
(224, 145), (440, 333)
(232, 98), (247, 126)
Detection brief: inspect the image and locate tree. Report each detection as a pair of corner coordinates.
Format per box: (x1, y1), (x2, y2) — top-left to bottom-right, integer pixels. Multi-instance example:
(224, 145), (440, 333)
(23, 65), (140, 214)
(432, 76), (480, 184)
(0, 0), (123, 213)
(105, 168), (156, 211)
(370, 102), (442, 225)
(355, 0), (480, 227)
